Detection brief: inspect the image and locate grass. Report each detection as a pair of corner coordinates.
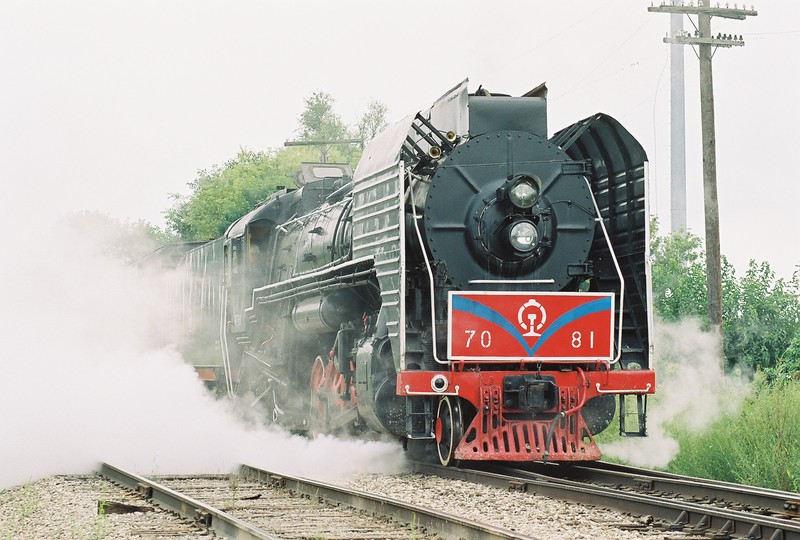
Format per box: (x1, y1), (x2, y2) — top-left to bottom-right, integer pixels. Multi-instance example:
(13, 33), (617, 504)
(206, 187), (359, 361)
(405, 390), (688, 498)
(0, 482), (39, 540)
(595, 381), (800, 493)
(226, 473), (241, 511)
(1, 480), (113, 540)
(19, 483), (39, 519)
(666, 382), (800, 492)
(88, 487), (112, 540)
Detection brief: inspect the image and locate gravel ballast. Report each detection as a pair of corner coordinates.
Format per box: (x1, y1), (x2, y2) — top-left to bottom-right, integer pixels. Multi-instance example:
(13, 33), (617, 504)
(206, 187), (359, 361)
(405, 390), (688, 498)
(0, 475), (211, 540)
(1, 471), (664, 539)
(345, 472), (663, 540)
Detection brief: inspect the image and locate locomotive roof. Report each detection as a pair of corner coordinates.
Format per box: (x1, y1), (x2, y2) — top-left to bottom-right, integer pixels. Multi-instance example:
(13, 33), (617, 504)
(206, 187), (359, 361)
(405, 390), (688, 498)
(225, 204), (266, 239)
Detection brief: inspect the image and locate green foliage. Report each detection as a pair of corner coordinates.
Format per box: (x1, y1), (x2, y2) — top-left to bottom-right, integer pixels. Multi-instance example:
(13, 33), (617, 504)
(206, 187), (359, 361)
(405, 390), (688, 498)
(725, 262), (800, 369)
(650, 226), (710, 321)
(166, 91), (389, 241)
(668, 383), (800, 492)
(297, 91), (349, 141)
(667, 415), (740, 483)
(651, 221), (800, 370)
(760, 334), (800, 386)
(165, 146), (317, 241)
(356, 99), (390, 147)
(294, 91), (387, 165)
(651, 223), (800, 489)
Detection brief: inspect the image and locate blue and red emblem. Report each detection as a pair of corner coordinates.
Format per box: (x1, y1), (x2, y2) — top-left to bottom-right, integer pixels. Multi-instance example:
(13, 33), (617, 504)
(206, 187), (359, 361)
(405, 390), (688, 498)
(447, 291), (615, 361)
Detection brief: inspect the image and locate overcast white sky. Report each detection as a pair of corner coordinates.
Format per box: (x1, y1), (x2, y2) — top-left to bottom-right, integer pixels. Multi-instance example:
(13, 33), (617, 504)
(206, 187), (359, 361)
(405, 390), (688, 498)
(1, 0), (798, 278)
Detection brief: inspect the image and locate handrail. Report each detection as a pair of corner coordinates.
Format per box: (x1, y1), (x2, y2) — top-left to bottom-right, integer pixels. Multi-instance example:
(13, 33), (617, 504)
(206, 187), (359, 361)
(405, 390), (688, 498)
(583, 177), (625, 365)
(596, 382), (652, 394)
(408, 174), (449, 365)
(404, 385), (460, 396)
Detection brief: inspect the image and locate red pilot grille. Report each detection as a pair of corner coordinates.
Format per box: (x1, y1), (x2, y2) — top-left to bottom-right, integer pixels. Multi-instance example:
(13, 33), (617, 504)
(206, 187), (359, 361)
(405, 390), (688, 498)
(455, 385), (602, 462)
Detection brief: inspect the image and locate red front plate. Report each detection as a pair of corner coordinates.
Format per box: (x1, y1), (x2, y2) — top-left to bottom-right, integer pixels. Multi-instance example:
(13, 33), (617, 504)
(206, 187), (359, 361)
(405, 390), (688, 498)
(448, 291), (615, 361)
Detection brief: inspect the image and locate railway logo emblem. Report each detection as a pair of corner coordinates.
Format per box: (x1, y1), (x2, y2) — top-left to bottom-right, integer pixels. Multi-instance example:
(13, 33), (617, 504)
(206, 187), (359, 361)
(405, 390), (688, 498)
(449, 291), (614, 360)
(518, 299), (547, 337)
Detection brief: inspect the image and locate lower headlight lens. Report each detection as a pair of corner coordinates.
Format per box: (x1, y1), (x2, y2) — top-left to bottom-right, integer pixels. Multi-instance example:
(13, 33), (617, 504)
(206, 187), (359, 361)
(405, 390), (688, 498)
(508, 221), (538, 252)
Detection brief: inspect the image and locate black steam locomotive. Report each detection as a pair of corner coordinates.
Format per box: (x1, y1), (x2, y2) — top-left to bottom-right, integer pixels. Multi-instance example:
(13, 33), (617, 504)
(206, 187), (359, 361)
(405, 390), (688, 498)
(178, 80), (655, 465)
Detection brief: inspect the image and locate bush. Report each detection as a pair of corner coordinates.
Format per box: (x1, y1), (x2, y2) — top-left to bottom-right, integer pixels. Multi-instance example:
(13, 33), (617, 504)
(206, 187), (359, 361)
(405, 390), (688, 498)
(651, 222), (800, 371)
(760, 334), (800, 386)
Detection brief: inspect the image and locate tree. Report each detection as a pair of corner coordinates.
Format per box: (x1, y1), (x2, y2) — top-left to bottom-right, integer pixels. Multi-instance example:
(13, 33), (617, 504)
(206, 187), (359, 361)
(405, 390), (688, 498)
(724, 261), (800, 370)
(356, 100), (390, 147)
(650, 226), (711, 321)
(165, 92), (388, 241)
(165, 146), (318, 241)
(297, 91), (349, 141)
(650, 220), (800, 370)
(294, 91), (374, 163)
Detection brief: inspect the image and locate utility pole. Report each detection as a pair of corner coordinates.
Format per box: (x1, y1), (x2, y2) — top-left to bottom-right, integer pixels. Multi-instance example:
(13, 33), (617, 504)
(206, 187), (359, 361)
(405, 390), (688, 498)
(649, 1), (756, 355)
(670, 5), (687, 232)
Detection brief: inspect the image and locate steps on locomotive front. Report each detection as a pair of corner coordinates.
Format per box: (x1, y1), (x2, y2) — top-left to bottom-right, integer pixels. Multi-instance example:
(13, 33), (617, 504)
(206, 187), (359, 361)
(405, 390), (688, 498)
(405, 395), (434, 440)
(403, 328), (430, 370)
(592, 271), (648, 370)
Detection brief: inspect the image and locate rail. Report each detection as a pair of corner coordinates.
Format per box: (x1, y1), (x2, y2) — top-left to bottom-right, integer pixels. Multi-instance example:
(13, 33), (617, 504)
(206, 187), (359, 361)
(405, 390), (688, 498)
(238, 463), (538, 540)
(411, 461), (800, 540)
(99, 463), (280, 540)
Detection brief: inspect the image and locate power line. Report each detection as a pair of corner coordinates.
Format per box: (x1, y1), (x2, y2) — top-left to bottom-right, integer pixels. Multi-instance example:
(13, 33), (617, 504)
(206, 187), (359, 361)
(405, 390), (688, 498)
(485, 0), (617, 77)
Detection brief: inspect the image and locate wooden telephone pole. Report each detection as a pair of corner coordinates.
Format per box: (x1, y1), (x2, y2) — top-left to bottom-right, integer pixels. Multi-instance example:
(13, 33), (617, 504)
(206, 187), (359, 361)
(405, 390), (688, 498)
(648, 1), (757, 350)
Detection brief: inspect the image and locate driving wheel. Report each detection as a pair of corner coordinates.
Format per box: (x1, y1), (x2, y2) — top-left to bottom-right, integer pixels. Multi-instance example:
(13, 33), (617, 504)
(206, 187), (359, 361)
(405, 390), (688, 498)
(435, 396), (464, 466)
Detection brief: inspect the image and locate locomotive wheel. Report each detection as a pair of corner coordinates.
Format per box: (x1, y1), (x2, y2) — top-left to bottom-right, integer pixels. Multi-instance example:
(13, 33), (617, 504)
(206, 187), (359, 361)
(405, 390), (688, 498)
(435, 396), (464, 466)
(308, 355), (327, 436)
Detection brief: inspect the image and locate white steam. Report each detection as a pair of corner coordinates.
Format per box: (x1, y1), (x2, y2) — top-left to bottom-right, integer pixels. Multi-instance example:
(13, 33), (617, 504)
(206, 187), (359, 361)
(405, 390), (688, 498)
(0, 219), (403, 490)
(600, 318), (750, 468)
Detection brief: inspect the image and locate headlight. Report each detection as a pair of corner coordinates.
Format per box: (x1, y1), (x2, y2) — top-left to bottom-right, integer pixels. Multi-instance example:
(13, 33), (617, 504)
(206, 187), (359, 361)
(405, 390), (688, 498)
(508, 176), (540, 209)
(508, 221), (538, 252)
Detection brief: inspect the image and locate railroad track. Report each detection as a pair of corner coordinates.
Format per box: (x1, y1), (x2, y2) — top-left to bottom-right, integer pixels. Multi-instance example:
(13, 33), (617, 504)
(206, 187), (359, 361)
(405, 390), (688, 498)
(99, 462), (537, 539)
(529, 460), (800, 520)
(410, 460), (800, 540)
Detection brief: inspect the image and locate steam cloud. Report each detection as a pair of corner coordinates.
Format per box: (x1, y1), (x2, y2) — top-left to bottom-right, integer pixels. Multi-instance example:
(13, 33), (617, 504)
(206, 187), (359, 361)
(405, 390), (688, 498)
(0, 218), (403, 490)
(600, 318), (750, 468)
(0, 211), (750, 485)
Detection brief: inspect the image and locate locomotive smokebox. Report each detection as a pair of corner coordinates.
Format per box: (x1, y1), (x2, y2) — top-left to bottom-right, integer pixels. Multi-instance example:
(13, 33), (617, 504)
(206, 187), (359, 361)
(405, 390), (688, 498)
(422, 127), (596, 291)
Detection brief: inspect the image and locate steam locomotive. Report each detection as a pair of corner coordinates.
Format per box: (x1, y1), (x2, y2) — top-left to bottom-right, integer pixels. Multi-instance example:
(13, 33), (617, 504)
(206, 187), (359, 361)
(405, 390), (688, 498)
(177, 80), (655, 465)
